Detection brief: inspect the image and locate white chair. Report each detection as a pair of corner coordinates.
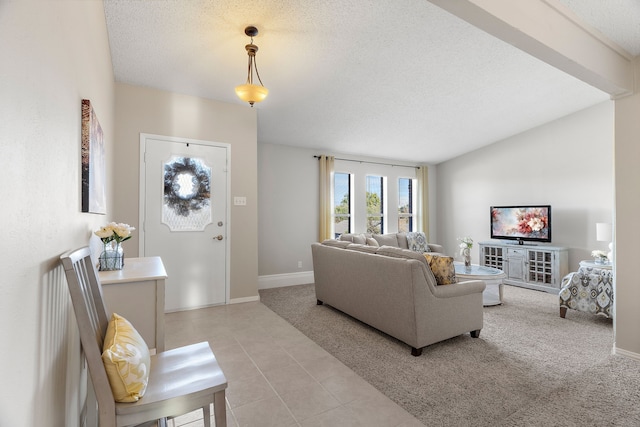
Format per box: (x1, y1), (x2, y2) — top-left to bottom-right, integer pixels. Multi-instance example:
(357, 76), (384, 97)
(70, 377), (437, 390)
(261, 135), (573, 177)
(60, 247), (227, 427)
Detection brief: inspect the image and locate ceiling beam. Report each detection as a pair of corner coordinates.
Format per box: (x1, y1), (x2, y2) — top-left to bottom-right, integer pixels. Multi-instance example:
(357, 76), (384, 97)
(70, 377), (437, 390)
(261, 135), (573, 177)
(427, 0), (635, 98)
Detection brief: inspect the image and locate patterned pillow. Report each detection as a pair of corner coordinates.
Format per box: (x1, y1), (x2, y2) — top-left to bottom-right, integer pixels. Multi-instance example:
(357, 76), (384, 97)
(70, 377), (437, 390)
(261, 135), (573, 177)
(102, 313), (151, 402)
(424, 254), (457, 285)
(406, 232), (430, 252)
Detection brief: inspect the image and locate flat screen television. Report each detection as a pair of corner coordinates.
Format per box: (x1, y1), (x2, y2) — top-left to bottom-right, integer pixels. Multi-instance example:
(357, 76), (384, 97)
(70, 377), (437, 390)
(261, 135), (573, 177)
(490, 205), (551, 244)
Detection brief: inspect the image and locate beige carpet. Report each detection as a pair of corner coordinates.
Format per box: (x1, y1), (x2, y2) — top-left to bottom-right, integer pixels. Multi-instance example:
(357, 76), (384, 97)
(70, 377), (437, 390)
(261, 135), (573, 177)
(259, 284), (640, 426)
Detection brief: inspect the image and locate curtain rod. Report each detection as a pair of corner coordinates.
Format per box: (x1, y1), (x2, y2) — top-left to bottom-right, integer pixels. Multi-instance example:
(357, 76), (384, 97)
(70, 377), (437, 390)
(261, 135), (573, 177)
(313, 155), (419, 169)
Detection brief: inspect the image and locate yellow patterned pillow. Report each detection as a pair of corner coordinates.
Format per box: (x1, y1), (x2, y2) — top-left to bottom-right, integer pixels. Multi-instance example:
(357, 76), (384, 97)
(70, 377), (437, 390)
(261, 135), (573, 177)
(102, 313), (151, 402)
(424, 254), (457, 285)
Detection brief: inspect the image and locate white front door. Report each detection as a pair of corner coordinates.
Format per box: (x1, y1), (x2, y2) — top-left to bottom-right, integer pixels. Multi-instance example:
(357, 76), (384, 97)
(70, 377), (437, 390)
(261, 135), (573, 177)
(141, 134), (228, 312)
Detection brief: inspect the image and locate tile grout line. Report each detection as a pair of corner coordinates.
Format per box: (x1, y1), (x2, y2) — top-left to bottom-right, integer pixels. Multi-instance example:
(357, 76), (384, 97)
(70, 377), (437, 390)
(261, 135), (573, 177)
(234, 333), (303, 426)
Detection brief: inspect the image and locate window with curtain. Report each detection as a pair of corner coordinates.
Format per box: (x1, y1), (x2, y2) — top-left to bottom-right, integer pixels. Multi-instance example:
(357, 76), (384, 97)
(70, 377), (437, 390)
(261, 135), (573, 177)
(398, 177), (414, 233)
(366, 175), (384, 234)
(334, 172), (352, 238)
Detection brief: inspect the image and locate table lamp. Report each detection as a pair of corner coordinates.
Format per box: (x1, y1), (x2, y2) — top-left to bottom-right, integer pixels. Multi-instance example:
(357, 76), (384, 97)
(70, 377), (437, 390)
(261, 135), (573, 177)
(596, 222), (613, 262)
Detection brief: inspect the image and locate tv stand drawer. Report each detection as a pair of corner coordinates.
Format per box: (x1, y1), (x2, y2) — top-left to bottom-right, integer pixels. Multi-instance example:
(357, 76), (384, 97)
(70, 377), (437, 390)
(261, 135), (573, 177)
(507, 248), (526, 256)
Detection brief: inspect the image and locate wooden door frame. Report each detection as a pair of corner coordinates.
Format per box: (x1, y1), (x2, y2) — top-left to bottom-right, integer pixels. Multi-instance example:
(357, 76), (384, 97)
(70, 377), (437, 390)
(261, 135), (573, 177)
(139, 133), (231, 305)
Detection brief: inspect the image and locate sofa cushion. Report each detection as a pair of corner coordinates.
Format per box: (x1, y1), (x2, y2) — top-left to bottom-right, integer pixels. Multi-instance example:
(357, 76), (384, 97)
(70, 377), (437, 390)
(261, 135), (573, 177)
(346, 243), (379, 254)
(339, 233), (369, 244)
(366, 237), (379, 247)
(396, 233), (409, 249)
(424, 254), (457, 285)
(376, 245), (429, 267)
(322, 239), (352, 248)
(373, 234), (399, 247)
(406, 232), (430, 252)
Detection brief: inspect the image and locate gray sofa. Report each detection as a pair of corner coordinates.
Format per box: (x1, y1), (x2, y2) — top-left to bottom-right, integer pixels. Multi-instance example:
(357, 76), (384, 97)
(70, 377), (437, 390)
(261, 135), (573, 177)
(311, 238), (486, 356)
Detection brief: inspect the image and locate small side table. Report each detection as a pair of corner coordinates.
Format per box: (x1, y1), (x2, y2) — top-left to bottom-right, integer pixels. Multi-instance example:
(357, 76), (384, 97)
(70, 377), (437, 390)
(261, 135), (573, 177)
(579, 260), (612, 270)
(99, 257), (167, 352)
(454, 262), (506, 306)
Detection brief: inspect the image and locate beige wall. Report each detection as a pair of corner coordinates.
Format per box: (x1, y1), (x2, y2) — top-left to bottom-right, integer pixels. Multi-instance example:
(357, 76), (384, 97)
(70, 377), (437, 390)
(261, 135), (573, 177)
(114, 83), (259, 301)
(436, 101), (614, 269)
(613, 59), (640, 356)
(0, 2), (115, 426)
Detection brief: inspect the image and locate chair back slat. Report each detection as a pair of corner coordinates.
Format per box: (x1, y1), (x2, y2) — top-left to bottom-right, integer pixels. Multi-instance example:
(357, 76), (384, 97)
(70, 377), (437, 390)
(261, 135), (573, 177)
(61, 247), (116, 420)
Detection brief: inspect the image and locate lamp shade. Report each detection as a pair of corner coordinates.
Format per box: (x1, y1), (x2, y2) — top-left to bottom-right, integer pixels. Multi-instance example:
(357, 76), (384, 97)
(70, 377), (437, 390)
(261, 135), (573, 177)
(596, 222), (612, 242)
(235, 83), (269, 105)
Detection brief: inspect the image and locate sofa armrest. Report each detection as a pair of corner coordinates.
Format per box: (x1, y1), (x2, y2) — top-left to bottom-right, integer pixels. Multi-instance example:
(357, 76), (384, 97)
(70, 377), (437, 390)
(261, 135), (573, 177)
(427, 243), (445, 254)
(431, 280), (486, 299)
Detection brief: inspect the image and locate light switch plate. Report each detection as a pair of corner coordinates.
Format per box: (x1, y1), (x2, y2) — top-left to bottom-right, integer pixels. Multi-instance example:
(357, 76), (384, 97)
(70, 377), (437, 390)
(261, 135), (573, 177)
(234, 196), (247, 206)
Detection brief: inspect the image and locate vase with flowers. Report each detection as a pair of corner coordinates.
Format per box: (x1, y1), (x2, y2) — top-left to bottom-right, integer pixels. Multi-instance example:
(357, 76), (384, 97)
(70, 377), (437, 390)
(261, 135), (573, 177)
(458, 236), (473, 268)
(95, 222), (135, 271)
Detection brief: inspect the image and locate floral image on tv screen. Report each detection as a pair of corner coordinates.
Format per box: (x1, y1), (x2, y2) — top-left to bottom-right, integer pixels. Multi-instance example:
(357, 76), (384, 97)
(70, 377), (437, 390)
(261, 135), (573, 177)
(491, 206), (551, 242)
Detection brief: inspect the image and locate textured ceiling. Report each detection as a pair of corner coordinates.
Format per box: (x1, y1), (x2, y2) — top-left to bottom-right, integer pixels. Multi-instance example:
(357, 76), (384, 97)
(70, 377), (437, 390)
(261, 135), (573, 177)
(103, 0), (638, 164)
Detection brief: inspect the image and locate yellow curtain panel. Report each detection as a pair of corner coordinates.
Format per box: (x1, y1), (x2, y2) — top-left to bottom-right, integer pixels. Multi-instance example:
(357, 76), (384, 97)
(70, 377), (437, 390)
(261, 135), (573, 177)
(318, 155), (335, 241)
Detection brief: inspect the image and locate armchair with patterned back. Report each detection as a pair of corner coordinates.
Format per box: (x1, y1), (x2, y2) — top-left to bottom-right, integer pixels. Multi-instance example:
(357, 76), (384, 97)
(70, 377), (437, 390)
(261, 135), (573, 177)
(559, 266), (613, 319)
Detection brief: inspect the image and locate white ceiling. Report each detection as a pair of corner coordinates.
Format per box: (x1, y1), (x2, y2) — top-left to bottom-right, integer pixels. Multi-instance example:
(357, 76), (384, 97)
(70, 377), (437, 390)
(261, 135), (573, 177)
(103, 0), (639, 164)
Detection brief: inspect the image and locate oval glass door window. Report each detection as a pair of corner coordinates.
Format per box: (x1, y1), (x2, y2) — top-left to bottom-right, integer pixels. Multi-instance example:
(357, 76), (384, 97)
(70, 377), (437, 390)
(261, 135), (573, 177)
(162, 156), (212, 231)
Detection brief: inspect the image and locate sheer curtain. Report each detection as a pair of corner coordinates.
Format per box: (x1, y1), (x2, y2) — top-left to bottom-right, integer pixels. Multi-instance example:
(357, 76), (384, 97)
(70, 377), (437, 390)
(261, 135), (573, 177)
(417, 165), (429, 240)
(318, 155), (335, 241)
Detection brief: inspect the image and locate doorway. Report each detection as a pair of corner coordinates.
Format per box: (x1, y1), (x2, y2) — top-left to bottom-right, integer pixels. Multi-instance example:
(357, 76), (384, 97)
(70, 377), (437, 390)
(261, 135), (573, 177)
(140, 134), (229, 311)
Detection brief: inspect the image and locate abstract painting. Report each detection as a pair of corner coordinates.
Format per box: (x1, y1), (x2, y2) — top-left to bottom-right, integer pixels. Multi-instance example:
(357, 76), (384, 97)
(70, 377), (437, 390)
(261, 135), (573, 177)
(81, 99), (106, 214)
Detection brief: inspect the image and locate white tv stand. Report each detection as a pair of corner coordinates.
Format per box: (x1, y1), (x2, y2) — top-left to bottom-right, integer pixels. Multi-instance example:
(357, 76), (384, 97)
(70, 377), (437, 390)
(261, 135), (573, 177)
(479, 241), (569, 294)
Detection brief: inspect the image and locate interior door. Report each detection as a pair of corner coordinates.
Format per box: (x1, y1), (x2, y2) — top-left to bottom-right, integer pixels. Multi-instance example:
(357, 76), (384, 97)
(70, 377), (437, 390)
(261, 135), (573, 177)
(142, 135), (228, 312)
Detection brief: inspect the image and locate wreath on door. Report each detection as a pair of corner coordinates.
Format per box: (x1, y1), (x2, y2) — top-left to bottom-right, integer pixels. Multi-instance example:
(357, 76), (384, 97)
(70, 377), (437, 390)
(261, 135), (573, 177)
(164, 157), (211, 217)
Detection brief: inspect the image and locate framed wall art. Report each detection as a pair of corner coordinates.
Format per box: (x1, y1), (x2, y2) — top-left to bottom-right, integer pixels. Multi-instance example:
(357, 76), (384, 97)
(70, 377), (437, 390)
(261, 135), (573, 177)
(81, 99), (106, 214)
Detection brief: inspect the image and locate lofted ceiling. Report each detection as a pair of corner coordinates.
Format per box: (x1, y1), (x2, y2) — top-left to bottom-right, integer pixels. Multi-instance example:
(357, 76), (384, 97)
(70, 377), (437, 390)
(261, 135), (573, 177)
(103, 0), (639, 164)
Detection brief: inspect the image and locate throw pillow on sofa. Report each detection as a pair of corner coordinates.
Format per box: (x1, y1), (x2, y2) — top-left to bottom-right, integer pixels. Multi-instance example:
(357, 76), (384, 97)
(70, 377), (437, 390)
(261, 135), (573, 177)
(406, 231), (429, 252)
(372, 234), (399, 247)
(366, 237), (379, 247)
(339, 233), (368, 244)
(424, 254), (457, 285)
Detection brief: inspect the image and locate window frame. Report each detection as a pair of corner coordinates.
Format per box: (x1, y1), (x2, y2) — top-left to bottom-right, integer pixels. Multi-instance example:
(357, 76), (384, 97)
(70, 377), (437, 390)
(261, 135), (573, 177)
(398, 177), (415, 233)
(333, 172), (353, 238)
(332, 159), (417, 236)
(366, 175), (385, 235)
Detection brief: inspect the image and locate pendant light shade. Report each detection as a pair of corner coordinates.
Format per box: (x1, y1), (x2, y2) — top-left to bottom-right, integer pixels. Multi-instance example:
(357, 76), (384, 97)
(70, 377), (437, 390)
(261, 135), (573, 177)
(235, 26), (268, 106)
(235, 83), (269, 105)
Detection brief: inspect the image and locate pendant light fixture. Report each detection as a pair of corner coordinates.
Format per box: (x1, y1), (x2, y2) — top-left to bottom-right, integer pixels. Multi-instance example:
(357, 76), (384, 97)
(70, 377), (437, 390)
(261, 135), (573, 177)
(235, 26), (268, 107)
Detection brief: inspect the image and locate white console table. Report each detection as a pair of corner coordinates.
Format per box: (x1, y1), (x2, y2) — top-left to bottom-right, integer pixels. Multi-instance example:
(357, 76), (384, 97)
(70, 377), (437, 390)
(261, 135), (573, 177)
(479, 241), (569, 294)
(98, 257), (167, 352)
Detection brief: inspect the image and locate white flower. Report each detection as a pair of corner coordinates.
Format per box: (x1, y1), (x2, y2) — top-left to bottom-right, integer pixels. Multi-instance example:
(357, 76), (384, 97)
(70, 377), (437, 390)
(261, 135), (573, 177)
(95, 222), (135, 244)
(95, 225), (114, 239)
(458, 236), (473, 249)
(591, 250), (607, 259)
(528, 218), (544, 232)
(458, 236), (473, 256)
(113, 223), (134, 239)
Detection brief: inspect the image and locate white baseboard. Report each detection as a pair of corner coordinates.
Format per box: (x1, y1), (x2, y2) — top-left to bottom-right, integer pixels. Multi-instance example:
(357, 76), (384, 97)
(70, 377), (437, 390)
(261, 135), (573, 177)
(229, 295), (260, 304)
(258, 271), (314, 290)
(613, 345), (640, 361)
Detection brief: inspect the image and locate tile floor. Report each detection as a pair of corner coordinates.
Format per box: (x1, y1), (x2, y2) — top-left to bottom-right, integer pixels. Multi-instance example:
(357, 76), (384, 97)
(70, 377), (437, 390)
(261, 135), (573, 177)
(164, 300), (423, 427)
